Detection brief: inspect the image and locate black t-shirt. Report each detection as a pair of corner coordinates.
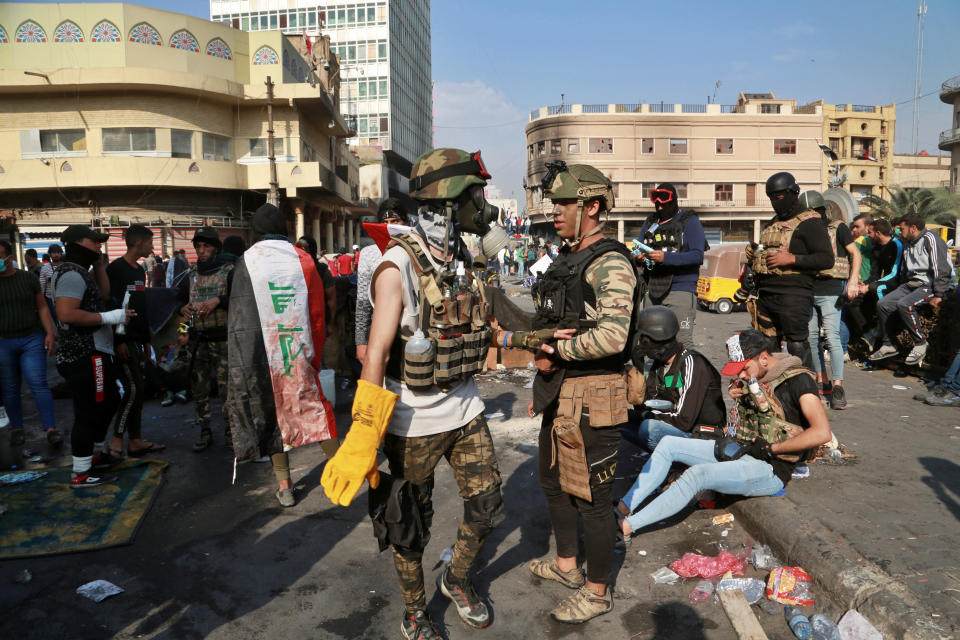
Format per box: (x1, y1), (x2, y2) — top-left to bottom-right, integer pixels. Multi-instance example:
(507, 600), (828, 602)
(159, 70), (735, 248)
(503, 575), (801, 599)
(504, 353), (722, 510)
(758, 216), (834, 296)
(106, 257), (149, 342)
(812, 222), (855, 296)
(769, 372), (819, 485)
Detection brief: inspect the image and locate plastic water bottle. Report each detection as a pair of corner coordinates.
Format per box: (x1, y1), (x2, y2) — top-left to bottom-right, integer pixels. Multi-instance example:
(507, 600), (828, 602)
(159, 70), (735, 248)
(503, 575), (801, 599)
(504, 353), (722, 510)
(810, 614), (841, 640)
(688, 579), (713, 604)
(405, 329), (433, 358)
(115, 291), (131, 335)
(785, 605), (814, 639)
(748, 375), (770, 412)
(454, 263), (471, 293)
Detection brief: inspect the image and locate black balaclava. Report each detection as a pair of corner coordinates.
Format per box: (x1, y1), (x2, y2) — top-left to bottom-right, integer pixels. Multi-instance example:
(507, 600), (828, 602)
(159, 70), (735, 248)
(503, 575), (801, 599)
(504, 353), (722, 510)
(654, 182), (679, 221)
(64, 242), (100, 270)
(252, 203), (287, 238)
(772, 191), (800, 219)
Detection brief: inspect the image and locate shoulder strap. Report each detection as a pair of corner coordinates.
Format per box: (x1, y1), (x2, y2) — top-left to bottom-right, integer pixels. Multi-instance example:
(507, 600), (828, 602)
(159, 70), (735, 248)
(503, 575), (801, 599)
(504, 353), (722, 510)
(770, 365), (816, 390)
(386, 233), (445, 313)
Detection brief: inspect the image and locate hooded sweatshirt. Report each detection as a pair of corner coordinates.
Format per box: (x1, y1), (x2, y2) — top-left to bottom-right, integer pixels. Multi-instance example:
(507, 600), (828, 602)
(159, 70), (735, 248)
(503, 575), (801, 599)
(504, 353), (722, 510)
(900, 229), (952, 297)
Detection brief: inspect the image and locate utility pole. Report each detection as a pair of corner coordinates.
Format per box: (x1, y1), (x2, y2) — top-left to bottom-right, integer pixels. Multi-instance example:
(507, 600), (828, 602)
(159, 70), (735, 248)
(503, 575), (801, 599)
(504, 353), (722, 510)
(911, 0), (927, 154)
(266, 76), (280, 206)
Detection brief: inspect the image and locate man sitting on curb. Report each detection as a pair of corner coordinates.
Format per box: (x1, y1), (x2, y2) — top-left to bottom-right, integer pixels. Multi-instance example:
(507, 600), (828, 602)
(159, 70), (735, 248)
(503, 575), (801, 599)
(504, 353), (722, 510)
(625, 305), (726, 453)
(869, 212), (951, 366)
(617, 329), (832, 537)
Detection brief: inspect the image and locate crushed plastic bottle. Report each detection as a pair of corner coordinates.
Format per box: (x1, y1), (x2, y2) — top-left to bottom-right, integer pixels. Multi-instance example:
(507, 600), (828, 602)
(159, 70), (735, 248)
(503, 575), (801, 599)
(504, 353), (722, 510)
(750, 542), (780, 570)
(785, 605), (813, 639)
(716, 577), (766, 604)
(810, 613), (841, 640)
(649, 567), (681, 584)
(688, 579), (714, 604)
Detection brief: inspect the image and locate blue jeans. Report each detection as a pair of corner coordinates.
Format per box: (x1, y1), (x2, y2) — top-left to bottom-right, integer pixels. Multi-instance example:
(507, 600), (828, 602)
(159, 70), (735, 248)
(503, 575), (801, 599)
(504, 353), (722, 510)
(621, 436), (784, 532)
(518, 262), (525, 278)
(630, 418), (690, 452)
(0, 333), (56, 431)
(808, 295), (844, 381)
(940, 349), (960, 393)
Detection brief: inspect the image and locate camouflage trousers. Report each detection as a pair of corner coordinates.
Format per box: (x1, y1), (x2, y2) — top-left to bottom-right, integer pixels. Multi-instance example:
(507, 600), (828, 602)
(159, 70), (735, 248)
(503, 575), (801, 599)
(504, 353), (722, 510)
(382, 413), (503, 612)
(191, 339), (230, 433)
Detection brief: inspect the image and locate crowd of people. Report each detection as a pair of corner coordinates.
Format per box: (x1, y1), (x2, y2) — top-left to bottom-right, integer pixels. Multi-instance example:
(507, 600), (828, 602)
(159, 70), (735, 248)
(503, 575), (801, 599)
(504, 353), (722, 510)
(0, 144), (955, 638)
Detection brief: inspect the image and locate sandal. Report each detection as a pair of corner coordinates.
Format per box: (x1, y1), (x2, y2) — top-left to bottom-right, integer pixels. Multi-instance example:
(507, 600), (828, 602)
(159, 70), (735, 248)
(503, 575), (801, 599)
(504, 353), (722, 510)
(127, 442), (166, 457)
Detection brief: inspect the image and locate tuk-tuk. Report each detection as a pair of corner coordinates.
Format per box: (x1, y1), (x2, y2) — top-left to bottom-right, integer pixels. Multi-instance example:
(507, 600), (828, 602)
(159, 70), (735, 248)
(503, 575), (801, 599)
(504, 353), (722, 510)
(697, 243), (747, 314)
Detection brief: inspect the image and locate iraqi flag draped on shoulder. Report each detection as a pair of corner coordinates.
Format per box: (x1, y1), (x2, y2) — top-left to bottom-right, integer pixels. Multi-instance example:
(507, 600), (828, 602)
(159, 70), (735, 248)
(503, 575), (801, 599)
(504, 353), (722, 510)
(362, 222), (411, 253)
(226, 240), (335, 459)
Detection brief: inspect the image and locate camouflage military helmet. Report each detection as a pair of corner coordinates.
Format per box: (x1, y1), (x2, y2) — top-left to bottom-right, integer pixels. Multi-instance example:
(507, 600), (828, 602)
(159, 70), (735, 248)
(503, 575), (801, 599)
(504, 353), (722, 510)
(409, 148), (490, 201)
(541, 162), (615, 211)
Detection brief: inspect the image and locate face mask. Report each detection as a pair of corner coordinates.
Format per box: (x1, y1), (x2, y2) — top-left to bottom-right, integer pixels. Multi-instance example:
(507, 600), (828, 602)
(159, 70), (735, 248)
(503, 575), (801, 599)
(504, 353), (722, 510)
(64, 243), (100, 270)
(453, 185), (508, 259)
(0, 256), (8, 273)
(770, 190), (799, 218)
(415, 204), (455, 254)
(634, 337), (681, 364)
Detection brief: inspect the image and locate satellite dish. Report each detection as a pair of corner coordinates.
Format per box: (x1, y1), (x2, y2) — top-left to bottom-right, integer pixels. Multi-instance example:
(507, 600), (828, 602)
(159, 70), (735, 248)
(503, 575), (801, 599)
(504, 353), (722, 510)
(823, 187), (859, 224)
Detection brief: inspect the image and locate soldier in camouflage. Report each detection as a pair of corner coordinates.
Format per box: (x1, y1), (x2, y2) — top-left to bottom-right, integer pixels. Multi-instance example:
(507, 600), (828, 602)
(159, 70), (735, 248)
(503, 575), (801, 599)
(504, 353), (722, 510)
(617, 329), (832, 540)
(526, 162), (637, 624)
(179, 227), (234, 452)
(322, 148), (513, 640)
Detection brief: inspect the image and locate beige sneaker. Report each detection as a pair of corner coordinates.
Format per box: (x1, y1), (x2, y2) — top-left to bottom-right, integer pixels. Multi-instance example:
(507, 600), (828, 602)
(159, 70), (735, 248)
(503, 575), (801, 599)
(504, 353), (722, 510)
(528, 558), (585, 589)
(550, 585), (613, 623)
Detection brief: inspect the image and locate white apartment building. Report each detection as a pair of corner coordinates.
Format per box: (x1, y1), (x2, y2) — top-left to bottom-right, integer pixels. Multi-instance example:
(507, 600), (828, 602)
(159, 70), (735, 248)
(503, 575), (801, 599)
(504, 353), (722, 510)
(209, 0), (432, 163)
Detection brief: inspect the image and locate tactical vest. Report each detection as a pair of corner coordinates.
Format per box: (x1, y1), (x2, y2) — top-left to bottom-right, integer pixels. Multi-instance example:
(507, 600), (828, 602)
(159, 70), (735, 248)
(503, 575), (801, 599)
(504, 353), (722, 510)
(816, 220), (851, 280)
(531, 238), (636, 411)
(751, 210), (820, 276)
(188, 263), (232, 332)
(385, 234), (491, 391)
(734, 366), (815, 464)
(53, 262), (108, 366)
(641, 210), (704, 298)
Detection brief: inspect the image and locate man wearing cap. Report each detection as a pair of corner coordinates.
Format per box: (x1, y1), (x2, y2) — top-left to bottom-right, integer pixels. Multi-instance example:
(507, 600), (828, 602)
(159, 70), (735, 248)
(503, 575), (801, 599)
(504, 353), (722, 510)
(636, 183), (707, 349)
(53, 225), (134, 487)
(617, 329), (831, 538)
(39, 243), (63, 322)
(179, 227), (234, 452)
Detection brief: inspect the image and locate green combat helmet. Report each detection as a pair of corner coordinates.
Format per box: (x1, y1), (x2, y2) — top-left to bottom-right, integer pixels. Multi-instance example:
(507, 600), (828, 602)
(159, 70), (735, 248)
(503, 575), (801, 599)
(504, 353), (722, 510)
(409, 148), (490, 201)
(540, 161), (615, 246)
(799, 190), (826, 212)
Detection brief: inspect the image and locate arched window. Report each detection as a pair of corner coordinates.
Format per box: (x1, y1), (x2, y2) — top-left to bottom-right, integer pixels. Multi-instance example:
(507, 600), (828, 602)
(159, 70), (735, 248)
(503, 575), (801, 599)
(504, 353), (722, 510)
(54, 21), (84, 43)
(91, 21), (121, 43)
(15, 21), (47, 43)
(205, 38), (232, 60)
(0, 25), (9, 43)
(128, 22), (161, 46)
(252, 46), (279, 65)
(169, 29), (199, 52)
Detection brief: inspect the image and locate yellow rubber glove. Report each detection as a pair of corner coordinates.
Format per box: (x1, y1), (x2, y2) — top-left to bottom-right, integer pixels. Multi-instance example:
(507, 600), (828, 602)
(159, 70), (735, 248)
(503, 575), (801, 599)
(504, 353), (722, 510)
(321, 379), (399, 506)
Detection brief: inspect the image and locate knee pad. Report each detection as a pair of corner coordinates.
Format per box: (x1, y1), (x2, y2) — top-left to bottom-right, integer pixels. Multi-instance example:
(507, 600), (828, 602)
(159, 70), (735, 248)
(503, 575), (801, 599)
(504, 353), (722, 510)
(463, 486), (505, 539)
(786, 339), (810, 360)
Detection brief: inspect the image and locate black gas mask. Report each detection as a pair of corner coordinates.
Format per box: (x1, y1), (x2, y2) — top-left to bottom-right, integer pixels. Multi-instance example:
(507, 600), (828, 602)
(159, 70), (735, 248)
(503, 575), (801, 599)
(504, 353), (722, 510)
(454, 184), (507, 259)
(632, 335), (682, 365)
(769, 189), (800, 218)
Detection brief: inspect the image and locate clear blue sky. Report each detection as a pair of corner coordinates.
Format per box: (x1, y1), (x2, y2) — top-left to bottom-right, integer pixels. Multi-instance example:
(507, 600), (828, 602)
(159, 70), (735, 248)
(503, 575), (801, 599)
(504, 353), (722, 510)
(28, 0), (960, 203)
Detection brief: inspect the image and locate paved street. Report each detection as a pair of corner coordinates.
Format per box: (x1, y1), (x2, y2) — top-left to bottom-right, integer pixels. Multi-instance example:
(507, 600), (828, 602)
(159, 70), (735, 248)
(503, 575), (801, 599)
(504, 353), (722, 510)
(1, 307), (957, 638)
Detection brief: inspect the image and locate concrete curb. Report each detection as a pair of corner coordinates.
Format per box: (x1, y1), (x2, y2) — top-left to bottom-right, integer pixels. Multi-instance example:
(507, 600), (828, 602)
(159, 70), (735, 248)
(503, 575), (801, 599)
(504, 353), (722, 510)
(729, 494), (954, 640)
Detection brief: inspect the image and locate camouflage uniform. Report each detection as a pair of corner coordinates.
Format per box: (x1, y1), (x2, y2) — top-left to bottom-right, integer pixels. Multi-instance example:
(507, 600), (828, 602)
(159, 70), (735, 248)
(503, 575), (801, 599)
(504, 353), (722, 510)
(532, 163), (637, 591)
(191, 339), (229, 430)
(382, 414), (502, 611)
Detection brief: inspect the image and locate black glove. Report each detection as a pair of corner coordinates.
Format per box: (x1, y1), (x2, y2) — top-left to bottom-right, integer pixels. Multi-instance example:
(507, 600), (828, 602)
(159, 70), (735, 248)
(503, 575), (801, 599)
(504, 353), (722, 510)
(739, 266), (756, 291)
(744, 439), (774, 462)
(714, 436), (746, 462)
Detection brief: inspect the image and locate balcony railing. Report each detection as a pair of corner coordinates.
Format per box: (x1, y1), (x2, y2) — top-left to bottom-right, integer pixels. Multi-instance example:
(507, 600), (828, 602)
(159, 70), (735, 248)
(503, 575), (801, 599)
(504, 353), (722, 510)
(581, 104), (608, 113)
(942, 75), (960, 93)
(649, 103), (670, 113)
(851, 105), (877, 113)
(794, 104), (818, 114)
(939, 127), (960, 149)
(720, 104), (741, 113)
(547, 104), (572, 115)
(682, 104), (707, 113)
(616, 103), (641, 113)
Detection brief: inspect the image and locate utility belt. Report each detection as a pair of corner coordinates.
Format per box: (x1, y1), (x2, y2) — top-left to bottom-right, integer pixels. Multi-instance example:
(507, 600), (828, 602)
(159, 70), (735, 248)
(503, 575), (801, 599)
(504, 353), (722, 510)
(389, 323), (493, 391)
(550, 373), (628, 502)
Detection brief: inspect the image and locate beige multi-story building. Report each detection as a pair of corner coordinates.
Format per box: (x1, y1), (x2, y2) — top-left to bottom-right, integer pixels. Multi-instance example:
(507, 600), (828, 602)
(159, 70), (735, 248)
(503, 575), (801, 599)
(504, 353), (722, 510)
(525, 92), (824, 243)
(892, 153), (951, 190)
(0, 2), (365, 262)
(815, 101), (896, 200)
(938, 74), (960, 192)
